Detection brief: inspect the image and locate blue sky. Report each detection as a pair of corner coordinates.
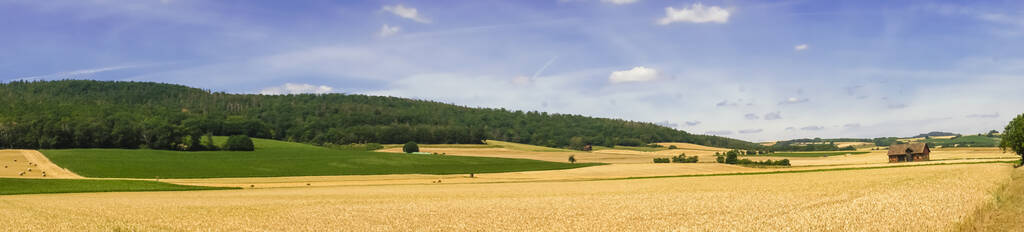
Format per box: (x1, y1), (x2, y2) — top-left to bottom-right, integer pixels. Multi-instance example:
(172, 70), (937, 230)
(3, 0), (1024, 142)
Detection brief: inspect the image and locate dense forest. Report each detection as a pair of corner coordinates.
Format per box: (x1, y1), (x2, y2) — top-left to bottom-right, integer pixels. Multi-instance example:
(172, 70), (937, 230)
(0, 80), (763, 150)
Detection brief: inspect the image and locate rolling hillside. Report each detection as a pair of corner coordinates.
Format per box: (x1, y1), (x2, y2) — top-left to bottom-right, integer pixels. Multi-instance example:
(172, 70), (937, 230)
(0, 80), (762, 150)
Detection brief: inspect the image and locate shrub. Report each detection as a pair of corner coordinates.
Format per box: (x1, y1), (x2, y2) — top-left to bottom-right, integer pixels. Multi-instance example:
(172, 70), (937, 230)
(671, 153), (698, 163)
(403, 142), (419, 153)
(569, 155), (577, 163)
(643, 143), (664, 148)
(734, 158), (791, 167)
(668, 145), (678, 149)
(716, 156), (725, 163)
(223, 135), (254, 151)
(653, 157), (670, 163)
(725, 150), (739, 164)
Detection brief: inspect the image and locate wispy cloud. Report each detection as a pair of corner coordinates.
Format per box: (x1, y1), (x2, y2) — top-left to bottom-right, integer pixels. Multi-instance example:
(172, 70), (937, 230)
(9, 64), (151, 81)
(382, 4), (431, 24)
(706, 130), (734, 135)
(794, 44), (809, 51)
(966, 112), (999, 118)
(739, 129), (763, 134)
(779, 97), (809, 105)
(800, 126), (825, 131)
(378, 24), (400, 37)
(684, 121), (701, 126)
(658, 3), (730, 25)
(744, 113), (760, 120)
(764, 111), (782, 120)
(602, 0), (638, 5)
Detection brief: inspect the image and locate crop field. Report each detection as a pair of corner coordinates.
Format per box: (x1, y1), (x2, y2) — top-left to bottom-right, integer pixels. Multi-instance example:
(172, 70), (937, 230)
(41, 138), (600, 179)
(0, 178), (234, 195)
(0, 163), (1012, 231)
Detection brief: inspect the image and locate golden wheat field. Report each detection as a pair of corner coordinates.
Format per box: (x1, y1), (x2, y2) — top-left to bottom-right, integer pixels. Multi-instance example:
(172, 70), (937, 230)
(0, 163), (1012, 231)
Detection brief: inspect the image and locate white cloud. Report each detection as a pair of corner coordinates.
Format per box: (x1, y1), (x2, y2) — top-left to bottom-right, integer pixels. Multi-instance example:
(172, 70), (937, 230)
(684, 121), (701, 126)
(764, 111), (782, 120)
(602, 0), (638, 5)
(378, 24), (400, 37)
(259, 83), (334, 95)
(779, 97), (809, 105)
(794, 44), (809, 51)
(609, 66), (659, 83)
(657, 3), (730, 25)
(382, 4), (431, 24)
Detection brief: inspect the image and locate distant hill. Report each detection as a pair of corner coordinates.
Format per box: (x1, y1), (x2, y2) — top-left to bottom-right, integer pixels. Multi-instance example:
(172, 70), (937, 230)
(772, 131), (1000, 149)
(0, 80), (762, 150)
(911, 131), (960, 138)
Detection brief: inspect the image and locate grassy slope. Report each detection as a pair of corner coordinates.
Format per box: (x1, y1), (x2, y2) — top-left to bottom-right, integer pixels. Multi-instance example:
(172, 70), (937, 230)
(754, 151), (870, 157)
(42, 138), (602, 179)
(0, 178), (234, 195)
(959, 166), (1024, 231)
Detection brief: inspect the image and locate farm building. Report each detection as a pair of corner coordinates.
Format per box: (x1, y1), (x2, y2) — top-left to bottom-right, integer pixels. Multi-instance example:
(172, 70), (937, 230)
(887, 143), (930, 163)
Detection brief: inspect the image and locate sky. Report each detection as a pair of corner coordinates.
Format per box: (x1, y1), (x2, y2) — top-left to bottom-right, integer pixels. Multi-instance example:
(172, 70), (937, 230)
(3, 0), (1024, 142)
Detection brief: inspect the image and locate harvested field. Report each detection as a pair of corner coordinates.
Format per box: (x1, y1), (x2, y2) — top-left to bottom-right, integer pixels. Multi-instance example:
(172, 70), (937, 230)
(0, 150), (81, 179)
(0, 163), (1012, 231)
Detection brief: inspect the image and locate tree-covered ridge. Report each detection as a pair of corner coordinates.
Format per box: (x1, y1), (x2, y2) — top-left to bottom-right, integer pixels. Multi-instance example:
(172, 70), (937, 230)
(0, 80), (762, 150)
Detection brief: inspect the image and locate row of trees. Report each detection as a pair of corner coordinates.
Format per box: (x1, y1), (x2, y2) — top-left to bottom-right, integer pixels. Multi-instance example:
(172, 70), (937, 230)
(769, 142), (855, 152)
(713, 150), (791, 166)
(653, 153), (699, 163)
(0, 80), (763, 150)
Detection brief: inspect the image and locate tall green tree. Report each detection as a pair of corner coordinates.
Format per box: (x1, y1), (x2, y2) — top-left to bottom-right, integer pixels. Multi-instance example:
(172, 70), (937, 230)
(999, 114), (1024, 167)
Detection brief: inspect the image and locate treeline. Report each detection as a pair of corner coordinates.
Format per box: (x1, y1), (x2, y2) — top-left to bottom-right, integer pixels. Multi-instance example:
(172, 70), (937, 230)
(714, 150), (790, 166)
(0, 80), (763, 150)
(770, 141), (855, 152)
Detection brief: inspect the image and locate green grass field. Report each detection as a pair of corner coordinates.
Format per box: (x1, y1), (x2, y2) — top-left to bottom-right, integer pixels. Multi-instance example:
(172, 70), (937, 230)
(42, 138), (602, 179)
(0, 178), (234, 195)
(756, 151), (870, 157)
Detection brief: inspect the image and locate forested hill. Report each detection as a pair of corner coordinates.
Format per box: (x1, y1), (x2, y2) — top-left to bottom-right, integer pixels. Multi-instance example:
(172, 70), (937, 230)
(0, 80), (761, 150)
